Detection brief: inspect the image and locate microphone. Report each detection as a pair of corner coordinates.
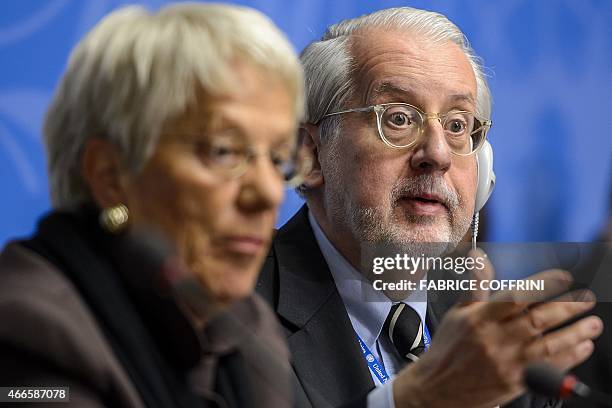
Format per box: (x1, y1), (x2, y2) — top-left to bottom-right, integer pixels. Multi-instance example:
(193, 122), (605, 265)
(110, 226), (294, 404)
(112, 225), (219, 316)
(524, 362), (612, 407)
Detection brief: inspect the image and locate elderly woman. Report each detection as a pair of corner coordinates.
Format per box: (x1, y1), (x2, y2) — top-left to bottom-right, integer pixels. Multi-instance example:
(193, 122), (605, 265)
(0, 3), (303, 408)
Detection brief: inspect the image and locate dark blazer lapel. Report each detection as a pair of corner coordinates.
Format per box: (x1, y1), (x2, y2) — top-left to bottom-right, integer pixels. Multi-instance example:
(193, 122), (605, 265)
(274, 206), (374, 407)
(425, 303), (442, 337)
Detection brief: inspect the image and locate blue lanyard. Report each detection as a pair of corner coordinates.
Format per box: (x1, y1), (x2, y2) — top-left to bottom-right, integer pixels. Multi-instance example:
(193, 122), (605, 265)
(357, 334), (391, 384)
(357, 323), (432, 385)
(423, 324), (432, 349)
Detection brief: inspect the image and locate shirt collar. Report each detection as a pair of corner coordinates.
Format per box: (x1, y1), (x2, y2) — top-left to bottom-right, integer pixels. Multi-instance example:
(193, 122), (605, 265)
(307, 210), (427, 351)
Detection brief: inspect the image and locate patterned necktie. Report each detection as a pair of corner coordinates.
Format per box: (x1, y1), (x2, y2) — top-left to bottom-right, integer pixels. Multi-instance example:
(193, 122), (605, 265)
(383, 302), (426, 362)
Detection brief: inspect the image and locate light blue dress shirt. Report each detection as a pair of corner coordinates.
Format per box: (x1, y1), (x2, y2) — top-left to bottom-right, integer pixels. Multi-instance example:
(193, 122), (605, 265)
(308, 211), (428, 408)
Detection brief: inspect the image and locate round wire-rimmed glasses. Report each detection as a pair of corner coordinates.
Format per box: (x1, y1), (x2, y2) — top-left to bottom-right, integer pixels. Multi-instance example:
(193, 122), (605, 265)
(320, 102), (492, 156)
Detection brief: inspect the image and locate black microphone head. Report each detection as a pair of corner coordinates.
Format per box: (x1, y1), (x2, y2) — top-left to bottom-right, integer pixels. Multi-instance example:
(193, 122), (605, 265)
(122, 227), (174, 274)
(107, 225), (178, 294)
(524, 362), (566, 397)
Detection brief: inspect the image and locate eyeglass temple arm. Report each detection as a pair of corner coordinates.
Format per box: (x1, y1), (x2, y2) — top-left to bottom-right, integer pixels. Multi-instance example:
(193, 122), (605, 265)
(471, 119), (493, 135)
(321, 106), (374, 119)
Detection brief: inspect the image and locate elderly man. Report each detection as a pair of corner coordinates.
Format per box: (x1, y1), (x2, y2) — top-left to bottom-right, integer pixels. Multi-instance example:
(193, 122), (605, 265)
(257, 7), (602, 408)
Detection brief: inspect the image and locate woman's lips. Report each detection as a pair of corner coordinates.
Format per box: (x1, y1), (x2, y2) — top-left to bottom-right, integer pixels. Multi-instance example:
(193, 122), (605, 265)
(221, 236), (266, 256)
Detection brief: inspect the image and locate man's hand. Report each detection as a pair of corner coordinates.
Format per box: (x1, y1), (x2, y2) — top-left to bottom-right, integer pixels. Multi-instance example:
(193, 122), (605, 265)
(392, 249), (603, 408)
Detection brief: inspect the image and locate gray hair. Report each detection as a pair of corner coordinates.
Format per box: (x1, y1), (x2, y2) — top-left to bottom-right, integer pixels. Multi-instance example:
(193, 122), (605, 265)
(301, 7), (491, 142)
(45, 3), (304, 209)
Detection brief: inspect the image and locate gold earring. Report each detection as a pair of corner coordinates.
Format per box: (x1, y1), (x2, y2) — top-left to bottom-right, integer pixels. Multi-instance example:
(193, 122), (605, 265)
(99, 204), (130, 233)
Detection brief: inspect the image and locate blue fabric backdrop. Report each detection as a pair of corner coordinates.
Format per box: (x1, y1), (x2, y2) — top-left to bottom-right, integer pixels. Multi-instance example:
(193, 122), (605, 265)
(1, 0), (611, 246)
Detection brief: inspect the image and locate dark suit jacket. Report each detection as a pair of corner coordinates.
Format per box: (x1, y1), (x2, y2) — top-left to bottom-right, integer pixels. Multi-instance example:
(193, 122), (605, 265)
(257, 206), (560, 408)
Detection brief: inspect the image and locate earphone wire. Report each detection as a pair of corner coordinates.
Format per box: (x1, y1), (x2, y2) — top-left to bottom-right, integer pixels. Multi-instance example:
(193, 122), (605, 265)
(471, 211), (480, 251)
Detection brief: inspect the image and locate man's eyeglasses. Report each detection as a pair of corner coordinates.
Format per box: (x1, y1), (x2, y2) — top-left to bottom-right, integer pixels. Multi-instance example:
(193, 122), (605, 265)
(320, 102), (492, 156)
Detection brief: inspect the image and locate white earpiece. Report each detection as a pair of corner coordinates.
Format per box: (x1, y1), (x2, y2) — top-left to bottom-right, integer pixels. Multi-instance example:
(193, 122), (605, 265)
(472, 140), (495, 247)
(475, 140), (495, 213)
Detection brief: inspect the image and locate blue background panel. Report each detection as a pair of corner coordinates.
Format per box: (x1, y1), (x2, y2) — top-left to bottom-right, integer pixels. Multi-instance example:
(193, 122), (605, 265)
(1, 0), (611, 245)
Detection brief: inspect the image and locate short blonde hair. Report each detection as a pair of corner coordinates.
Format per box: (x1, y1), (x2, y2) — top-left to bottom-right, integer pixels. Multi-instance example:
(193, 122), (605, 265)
(45, 2), (304, 209)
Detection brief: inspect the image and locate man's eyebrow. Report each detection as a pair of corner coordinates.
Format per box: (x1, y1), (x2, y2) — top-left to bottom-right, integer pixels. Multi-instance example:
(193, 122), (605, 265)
(369, 82), (476, 107)
(448, 93), (476, 106)
(368, 82), (415, 101)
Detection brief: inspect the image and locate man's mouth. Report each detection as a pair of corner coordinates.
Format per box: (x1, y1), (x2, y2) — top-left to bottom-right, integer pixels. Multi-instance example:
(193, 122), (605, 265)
(398, 193), (448, 216)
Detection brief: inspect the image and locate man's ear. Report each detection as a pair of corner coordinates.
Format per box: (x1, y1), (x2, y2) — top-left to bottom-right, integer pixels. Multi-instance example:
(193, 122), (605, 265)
(81, 138), (128, 209)
(298, 123), (324, 189)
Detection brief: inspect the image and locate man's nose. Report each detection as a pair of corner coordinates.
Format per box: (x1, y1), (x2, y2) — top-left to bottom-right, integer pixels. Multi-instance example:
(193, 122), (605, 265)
(409, 117), (452, 173)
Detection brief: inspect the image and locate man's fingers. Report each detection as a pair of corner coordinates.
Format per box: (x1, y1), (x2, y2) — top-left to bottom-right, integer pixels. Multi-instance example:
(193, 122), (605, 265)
(491, 269), (574, 303)
(502, 290), (596, 340)
(523, 316), (603, 363)
(546, 340), (595, 372)
(479, 269), (574, 322)
(462, 248), (495, 303)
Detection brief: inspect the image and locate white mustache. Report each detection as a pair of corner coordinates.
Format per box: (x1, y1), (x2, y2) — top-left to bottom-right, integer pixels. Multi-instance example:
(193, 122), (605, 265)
(391, 174), (460, 211)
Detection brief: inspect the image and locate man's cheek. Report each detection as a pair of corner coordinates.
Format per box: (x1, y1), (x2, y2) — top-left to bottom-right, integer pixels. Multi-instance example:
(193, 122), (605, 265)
(353, 181), (377, 203)
(354, 166), (390, 198)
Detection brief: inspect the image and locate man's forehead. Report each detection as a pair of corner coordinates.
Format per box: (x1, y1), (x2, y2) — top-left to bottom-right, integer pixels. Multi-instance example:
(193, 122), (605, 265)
(348, 27), (477, 106)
